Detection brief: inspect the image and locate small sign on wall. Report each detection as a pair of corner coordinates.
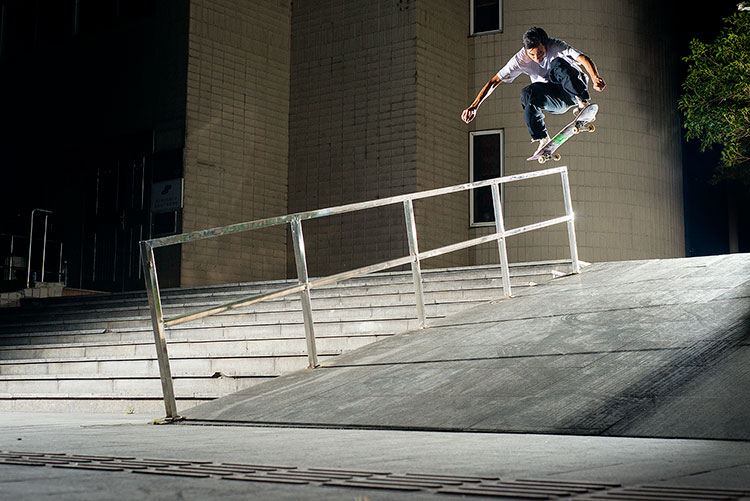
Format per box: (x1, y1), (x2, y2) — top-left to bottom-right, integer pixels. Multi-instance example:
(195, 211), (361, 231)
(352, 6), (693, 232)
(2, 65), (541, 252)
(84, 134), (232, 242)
(151, 179), (184, 214)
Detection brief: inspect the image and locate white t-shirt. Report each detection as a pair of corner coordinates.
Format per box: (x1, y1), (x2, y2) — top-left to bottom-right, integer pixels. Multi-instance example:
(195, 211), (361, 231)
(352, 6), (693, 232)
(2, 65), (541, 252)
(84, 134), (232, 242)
(496, 38), (583, 84)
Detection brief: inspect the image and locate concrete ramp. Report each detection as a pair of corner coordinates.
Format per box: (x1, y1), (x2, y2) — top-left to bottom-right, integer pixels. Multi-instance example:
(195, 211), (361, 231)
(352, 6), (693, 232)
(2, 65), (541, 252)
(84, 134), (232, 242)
(184, 254), (750, 441)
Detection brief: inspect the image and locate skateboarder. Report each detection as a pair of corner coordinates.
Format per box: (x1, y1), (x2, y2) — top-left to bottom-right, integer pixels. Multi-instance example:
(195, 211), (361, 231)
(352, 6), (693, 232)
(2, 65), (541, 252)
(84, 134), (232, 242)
(462, 27), (606, 157)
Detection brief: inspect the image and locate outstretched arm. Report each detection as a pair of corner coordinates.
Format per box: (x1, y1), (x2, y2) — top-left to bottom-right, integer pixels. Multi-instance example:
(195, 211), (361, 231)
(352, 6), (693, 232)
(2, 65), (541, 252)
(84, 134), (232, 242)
(462, 74), (502, 123)
(576, 54), (606, 92)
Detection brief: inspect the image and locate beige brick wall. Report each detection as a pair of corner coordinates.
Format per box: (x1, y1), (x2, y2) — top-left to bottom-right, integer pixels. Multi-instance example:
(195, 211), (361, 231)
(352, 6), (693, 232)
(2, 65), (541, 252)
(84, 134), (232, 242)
(181, 0), (291, 286)
(414, 0), (471, 268)
(286, 0), (474, 277)
(288, 0), (684, 279)
(467, 0), (685, 265)
(287, 0), (418, 277)
(178, 0), (685, 286)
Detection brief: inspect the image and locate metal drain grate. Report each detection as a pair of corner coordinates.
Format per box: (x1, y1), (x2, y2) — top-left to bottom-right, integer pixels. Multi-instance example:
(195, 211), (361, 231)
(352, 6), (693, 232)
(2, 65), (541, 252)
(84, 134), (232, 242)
(0, 450), (614, 497)
(435, 478), (621, 499)
(581, 484), (750, 500)
(7, 450), (743, 499)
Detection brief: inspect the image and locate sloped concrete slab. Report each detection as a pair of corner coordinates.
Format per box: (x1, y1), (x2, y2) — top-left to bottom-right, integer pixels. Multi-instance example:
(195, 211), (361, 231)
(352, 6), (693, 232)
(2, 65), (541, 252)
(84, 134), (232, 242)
(184, 254), (750, 440)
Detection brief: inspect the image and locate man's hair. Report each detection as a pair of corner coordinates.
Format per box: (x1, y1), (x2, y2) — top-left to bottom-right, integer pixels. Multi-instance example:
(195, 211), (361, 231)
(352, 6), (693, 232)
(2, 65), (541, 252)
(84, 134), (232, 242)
(523, 27), (549, 50)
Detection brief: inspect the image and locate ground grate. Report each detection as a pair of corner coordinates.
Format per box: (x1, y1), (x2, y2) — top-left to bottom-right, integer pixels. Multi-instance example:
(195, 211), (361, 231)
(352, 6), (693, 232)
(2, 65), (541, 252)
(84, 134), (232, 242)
(4, 450), (745, 499)
(435, 478), (620, 499)
(0, 449), (615, 498)
(580, 484), (750, 500)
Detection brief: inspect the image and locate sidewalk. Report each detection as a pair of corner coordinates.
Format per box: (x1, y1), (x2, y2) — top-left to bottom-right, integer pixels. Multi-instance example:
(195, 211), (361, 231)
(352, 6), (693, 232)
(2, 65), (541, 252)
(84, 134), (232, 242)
(1, 412), (749, 500)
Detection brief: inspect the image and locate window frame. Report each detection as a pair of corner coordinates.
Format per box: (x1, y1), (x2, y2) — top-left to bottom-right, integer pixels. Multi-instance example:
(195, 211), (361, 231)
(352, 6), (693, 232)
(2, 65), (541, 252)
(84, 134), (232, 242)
(469, 129), (505, 228)
(470, 0), (503, 36)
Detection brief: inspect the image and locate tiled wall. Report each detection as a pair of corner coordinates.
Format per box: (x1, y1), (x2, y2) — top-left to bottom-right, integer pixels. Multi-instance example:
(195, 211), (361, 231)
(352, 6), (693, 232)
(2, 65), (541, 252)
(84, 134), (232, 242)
(414, 0), (471, 268)
(179, 0), (684, 286)
(287, 0), (419, 277)
(181, 0), (292, 286)
(467, 0), (685, 265)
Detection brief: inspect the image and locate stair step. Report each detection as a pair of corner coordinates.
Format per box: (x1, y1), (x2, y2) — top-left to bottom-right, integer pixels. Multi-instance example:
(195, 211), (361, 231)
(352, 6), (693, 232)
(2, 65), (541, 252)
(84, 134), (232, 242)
(6, 261), (568, 312)
(0, 334), (384, 361)
(0, 261), (577, 413)
(0, 396), (207, 414)
(0, 284), (512, 329)
(0, 298), (489, 341)
(0, 353), (339, 377)
(1, 273), (537, 321)
(0, 374), (271, 398)
(0, 316), (425, 348)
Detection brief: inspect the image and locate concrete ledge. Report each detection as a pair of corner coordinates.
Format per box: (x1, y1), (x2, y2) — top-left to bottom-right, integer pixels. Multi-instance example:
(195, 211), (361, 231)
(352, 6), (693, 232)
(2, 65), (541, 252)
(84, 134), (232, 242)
(0, 282), (65, 308)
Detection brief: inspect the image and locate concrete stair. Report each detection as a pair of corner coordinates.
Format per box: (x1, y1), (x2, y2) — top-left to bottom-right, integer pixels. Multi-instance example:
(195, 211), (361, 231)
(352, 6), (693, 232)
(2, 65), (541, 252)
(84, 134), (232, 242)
(0, 261), (575, 414)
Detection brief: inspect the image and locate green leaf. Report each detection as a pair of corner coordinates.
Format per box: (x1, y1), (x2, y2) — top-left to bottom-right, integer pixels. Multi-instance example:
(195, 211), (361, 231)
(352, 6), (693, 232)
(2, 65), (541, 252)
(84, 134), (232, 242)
(679, 11), (750, 183)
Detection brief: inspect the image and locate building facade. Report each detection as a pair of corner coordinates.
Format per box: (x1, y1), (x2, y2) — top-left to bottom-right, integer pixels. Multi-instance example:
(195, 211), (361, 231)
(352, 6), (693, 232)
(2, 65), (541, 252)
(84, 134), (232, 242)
(0, 0), (684, 292)
(467, 1), (685, 264)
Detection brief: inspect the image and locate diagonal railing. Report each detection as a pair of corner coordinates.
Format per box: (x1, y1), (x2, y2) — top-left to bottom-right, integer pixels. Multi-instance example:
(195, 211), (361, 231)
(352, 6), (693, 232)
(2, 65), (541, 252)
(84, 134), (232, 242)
(140, 165), (580, 420)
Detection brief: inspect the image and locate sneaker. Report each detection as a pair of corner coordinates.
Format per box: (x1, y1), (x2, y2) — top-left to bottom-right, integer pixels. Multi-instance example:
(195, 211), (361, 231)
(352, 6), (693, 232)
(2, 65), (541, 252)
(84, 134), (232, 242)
(573, 96), (590, 117)
(532, 135), (551, 156)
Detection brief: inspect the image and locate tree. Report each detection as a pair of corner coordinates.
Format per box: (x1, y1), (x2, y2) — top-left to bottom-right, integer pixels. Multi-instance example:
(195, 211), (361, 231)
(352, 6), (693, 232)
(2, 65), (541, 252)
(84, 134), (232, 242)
(678, 9), (750, 183)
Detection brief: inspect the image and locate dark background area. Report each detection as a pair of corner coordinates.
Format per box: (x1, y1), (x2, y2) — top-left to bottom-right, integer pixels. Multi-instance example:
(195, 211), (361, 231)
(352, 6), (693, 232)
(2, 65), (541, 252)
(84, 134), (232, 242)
(674, 1), (750, 256)
(0, 0), (187, 292)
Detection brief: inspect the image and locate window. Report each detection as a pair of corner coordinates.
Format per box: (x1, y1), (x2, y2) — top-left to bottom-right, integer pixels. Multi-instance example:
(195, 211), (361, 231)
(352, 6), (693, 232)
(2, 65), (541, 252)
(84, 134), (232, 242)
(470, 130), (504, 226)
(471, 0), (502, 35)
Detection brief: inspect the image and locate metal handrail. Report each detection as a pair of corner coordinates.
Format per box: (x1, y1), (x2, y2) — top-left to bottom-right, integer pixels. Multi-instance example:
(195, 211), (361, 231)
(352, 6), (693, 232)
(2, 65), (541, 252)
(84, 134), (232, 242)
(25, 210), (62, 287)
(140, 165), (580, 420)
(2, 233), (64, 283)
(147, 167), (572, 249)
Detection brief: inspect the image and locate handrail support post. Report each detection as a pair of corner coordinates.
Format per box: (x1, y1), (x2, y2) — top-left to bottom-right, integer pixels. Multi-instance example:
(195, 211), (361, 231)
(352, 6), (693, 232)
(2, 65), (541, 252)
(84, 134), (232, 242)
(403, 200), (426, 328)
(41, 214), (49, 283)
(561, 169), (581, 274)
(26, 210), (35, 288)
(27, 209), (53, 288)
(491, 183), (512, 297)
(140, 241), (179, 420)
(291, 218), (320, 368)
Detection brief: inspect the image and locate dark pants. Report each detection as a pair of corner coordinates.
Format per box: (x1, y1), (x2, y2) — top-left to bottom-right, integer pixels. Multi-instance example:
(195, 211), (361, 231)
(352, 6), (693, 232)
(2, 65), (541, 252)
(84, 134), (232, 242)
(521, 58), (590, 140)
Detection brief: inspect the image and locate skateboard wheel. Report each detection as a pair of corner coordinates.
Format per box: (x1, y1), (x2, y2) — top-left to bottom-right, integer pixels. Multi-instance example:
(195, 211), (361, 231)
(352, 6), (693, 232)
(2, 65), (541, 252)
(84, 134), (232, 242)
(587, 124), (595, 132)
(538, 157), (546, 164)
(553, 153), (561, 161)
(572, 126), (581, 134)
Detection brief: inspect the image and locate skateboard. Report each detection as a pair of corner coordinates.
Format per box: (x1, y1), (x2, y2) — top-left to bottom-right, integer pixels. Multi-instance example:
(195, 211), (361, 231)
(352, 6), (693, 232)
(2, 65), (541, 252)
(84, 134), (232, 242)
(527, 103), (598, 164)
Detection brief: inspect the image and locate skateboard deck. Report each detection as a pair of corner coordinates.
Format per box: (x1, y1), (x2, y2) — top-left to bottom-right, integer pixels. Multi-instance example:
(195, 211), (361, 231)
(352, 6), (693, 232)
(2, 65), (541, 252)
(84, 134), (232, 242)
(527, 103), (598, 164)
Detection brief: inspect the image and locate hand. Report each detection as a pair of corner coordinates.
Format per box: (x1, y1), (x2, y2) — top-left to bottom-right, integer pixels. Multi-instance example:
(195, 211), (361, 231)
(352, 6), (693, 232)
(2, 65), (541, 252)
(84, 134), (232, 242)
(462, 106), (477, 123)
(593, 77), (606, 92)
